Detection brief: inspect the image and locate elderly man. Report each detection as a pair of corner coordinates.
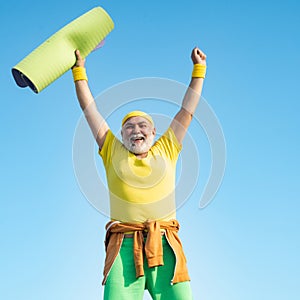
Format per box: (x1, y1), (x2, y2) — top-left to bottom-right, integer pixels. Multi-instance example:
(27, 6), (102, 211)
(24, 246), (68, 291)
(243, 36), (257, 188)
(72, 46), (206, 300)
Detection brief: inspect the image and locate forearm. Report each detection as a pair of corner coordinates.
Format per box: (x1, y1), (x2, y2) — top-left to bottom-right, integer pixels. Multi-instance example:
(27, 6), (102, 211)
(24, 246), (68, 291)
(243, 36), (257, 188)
(75, 80), (100, 133)
(73, 76), (109, 148)
(170, 47), (207, 144)
(75, 79), (102, 127)
(75, 79), (95, 111)
(181, 77), (204, 115)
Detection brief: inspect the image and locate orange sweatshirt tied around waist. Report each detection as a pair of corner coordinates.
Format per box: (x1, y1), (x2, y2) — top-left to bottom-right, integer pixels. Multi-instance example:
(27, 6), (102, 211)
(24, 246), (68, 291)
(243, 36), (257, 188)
(102, 219), (190, 285)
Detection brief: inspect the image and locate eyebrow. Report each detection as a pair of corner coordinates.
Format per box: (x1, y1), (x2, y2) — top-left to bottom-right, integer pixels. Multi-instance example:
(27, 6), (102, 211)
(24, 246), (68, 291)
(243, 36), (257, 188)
(125, 121), (148, 126)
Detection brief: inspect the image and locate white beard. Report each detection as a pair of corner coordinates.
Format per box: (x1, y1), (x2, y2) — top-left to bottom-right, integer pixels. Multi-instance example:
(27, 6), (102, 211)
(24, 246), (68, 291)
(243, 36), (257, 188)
(123, 133), (155, 154)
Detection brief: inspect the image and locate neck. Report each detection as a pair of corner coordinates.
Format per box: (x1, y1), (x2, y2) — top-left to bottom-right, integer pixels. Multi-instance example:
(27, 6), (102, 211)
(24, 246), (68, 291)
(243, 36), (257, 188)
(134, 152), (148, 159)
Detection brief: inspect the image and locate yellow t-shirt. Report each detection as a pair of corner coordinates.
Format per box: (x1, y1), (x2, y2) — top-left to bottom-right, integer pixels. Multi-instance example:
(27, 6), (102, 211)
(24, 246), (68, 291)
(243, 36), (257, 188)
(99, 127), (182, 222)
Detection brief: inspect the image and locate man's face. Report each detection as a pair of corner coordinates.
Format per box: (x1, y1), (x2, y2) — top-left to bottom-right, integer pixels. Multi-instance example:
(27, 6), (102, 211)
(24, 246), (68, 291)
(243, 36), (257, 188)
(121, 116), (156, 155)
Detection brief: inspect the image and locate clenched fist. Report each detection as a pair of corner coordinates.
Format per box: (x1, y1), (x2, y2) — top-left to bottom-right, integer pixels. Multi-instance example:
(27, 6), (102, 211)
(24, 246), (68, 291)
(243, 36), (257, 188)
(191, 47), (206, 65)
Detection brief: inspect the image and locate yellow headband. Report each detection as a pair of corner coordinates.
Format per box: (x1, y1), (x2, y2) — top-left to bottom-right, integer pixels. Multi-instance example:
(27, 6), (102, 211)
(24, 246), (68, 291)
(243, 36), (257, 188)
(122, 111), (154, 127)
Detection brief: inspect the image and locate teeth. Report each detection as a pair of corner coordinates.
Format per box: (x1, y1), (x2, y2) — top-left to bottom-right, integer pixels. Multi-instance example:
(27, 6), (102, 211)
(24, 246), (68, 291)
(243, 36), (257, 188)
(131, 136), (144, 141)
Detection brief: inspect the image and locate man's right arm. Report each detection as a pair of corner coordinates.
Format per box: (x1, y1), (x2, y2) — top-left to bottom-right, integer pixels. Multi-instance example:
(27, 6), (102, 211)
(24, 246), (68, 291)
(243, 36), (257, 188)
(73, 50), (109, 150)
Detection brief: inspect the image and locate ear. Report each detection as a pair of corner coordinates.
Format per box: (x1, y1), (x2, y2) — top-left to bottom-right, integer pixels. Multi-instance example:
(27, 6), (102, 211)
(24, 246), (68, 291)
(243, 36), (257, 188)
(152, 127), (156, 136)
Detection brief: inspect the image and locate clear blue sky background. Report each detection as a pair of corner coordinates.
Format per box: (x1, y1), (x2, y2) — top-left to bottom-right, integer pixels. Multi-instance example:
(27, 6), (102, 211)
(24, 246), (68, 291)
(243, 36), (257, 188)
(1, 0), (299, 299)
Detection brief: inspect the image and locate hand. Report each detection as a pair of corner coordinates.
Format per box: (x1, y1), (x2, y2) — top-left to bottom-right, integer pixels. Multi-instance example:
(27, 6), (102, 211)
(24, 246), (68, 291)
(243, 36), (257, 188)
(191, 47), (207, 66)
(73, 49), (85, 68)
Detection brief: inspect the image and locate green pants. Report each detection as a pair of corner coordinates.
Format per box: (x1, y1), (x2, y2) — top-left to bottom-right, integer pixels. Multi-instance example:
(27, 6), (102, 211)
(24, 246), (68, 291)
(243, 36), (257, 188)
(104, 236), (193, 300)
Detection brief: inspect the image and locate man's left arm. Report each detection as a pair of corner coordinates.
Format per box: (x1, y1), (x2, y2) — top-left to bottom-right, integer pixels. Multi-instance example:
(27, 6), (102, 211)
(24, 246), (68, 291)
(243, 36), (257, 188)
(170, 47), (207, 144)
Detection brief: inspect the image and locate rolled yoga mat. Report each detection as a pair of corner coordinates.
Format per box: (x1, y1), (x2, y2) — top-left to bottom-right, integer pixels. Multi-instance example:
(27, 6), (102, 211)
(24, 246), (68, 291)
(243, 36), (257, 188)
(12, 7), (114, 93)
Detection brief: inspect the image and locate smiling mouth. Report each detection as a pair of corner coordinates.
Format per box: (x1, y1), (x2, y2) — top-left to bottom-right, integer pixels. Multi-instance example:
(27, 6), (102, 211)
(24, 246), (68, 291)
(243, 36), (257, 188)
(131, 136), (145, 143)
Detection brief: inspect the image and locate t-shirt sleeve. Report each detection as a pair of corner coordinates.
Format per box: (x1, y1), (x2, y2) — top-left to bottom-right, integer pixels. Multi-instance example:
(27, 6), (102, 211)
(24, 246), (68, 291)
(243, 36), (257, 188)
(154, 127), (182, 161)
(98, 129), (117, 167)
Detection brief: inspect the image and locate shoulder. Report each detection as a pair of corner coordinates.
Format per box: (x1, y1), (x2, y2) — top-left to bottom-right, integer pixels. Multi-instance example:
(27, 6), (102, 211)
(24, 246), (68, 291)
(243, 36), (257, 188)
(152, 127), (182, 160)
(98, 130), (122, 158)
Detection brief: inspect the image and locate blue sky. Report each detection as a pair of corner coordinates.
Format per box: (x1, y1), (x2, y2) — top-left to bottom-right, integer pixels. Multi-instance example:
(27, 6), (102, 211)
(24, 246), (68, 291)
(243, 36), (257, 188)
(1, 0), (300, 299)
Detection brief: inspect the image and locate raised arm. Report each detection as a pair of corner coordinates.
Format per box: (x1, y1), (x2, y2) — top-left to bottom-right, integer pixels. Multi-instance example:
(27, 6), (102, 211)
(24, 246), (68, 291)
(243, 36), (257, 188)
(72, 50), (109, 149)
(170, 47), (207, 144)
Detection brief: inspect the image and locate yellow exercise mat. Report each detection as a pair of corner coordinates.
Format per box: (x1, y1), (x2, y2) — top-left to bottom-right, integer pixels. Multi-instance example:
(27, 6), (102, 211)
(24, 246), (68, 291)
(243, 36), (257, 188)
(12, 7), (114, 93)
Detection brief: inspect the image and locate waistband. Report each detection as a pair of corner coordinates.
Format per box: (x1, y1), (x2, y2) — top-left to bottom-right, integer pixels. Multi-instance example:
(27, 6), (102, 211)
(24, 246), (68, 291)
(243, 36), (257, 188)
(124, 230), (165, 238)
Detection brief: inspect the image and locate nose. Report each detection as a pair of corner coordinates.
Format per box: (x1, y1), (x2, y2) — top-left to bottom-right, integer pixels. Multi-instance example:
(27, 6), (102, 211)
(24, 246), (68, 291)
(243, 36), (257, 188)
(132, 124), (140, 133)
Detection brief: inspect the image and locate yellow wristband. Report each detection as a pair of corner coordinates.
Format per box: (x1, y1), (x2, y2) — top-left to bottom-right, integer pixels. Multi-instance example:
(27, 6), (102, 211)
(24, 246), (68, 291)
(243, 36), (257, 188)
(72, 66), (88, 82)
(192, 64), (206, 78)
